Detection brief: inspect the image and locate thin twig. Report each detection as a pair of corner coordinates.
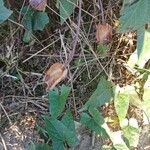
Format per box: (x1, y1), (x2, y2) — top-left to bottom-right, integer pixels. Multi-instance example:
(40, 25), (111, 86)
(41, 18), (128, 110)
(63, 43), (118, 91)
(23, 38), (60, 63)
(98, 0), (105, 23)
(0, 103), (12, 125)
(0, 133), (7, 150)
(67, 0), (82, 65)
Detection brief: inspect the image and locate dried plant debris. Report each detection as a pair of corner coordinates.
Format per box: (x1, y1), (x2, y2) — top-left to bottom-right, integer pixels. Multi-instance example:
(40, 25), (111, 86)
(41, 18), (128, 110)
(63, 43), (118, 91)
(29, 0), (47, 11)
(96, 23), (112, 44)
(43, 63), (68, 91)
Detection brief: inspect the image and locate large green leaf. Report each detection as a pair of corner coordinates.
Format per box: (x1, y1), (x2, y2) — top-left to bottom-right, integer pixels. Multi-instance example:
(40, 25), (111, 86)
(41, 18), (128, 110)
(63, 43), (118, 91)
(119, 0), (150, 58)
(44, 116), (78, 147)
(119, 0), (150, 32)
(57, 0), (77, 24)
(48, 85), (71, 118)
(0, 0), (12, 24)
(114, 87), (130, 124)
(80, 110), (107, 137)
(33, 12), (49, 31)
(81, 77), (114, 111)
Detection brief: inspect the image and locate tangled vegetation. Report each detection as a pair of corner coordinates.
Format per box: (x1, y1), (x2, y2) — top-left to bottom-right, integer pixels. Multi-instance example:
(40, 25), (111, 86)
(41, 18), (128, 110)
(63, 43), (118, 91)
(0, 0), (150, 149)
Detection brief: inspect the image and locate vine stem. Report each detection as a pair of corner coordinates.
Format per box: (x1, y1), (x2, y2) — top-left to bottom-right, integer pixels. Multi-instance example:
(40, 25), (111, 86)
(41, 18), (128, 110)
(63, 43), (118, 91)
(66, 0), (82, 65)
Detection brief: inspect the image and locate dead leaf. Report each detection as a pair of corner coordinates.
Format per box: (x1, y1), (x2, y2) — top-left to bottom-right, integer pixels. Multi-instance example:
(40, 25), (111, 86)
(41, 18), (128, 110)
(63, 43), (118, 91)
(43, 63), (68, 91)
(96, 23), (112, 44)
(29, 0), (47, 11)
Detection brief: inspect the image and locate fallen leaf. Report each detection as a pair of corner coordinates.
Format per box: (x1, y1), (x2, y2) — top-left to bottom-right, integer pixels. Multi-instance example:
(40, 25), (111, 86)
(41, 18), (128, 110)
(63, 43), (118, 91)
(96, 23), (112, 44)
(43, 63), (68, 90)
(29, 0), (47, 11)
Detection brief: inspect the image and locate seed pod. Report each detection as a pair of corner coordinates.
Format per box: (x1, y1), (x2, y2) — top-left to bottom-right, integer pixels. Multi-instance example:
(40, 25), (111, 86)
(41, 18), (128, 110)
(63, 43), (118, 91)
(29, 0), (47, 11)
(43, 63), (68, 91)
(96, 23), (112, 44)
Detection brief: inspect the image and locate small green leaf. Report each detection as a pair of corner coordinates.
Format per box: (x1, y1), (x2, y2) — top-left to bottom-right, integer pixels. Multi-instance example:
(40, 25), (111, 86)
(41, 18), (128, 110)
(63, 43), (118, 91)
(23, 30), (33, 43)
(22, 6), (33, 30)
(81, 77), (114, 111)
(21, 6), (49, 43)
(48, 85), (71, 118)
(33, 12), (49, 31)
(0, 0), (12, 24)
(57, 0), (77, 24)
(123, 126), (140, 147)
(80, 111), (107, 137)
(44, 116), (78, 147)
(114, 89), (130, 123)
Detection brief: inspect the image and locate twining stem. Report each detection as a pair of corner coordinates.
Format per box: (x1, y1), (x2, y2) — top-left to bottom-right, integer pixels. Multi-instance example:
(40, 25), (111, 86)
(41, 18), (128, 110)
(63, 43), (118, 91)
(67, 0), (82, 65)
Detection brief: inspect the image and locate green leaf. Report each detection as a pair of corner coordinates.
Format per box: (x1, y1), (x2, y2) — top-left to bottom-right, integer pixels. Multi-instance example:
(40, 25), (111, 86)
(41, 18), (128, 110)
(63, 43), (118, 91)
(22, 6), (33, 30)
(52, 140), (65, 150)
(80, 111), (107, 137)
(113, 144), (129, 150)
(119, 0), (150, 32)
(27, 142), (52, 150)
(44, 116), (78, 147)
(119, 0), (150, 59)
(137, 29), (150, 65)
(114, 88), (130, 123)
(58, 0), (77, 24)
(23, 30), (33, 43)
(33, 12), (49, 31)
(123, 125), (140, 147)
(81, 77), (114, 111)
(61, 111), (76, 135)
(0, 0), (12, 24)
(88, 107), (105, 126)
(21, 6), (49, 43)
(36, 144), (52, 150)
(48, 85), (71, 118)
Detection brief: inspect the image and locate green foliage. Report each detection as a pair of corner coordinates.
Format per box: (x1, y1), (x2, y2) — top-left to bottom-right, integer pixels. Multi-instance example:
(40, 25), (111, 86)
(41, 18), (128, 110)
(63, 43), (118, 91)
(57, 0), (77, 24)
(119, 0), (150, 32)
(81, 77), (114, 111)
(48, 85), (71, 118)
(123, 125), (140, 147)
(44, 116), (79, 148)
(0, 0), (12, 24)
(137, 29), (150, 66)
(114, 88), (130, 123)
(28, 142), (52, 150)
(37, 85), (78, 149)
(119, 0), (150, 58)
(22, 6), (49, 43)
(80, 109), (107, 137)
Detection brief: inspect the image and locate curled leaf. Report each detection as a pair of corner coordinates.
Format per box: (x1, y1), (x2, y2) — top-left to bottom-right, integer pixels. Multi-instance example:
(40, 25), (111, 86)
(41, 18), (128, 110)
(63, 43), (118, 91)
(29, 0), (47, 11)
(43, 63), (68, 90)
(96, 23), (112, 44)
